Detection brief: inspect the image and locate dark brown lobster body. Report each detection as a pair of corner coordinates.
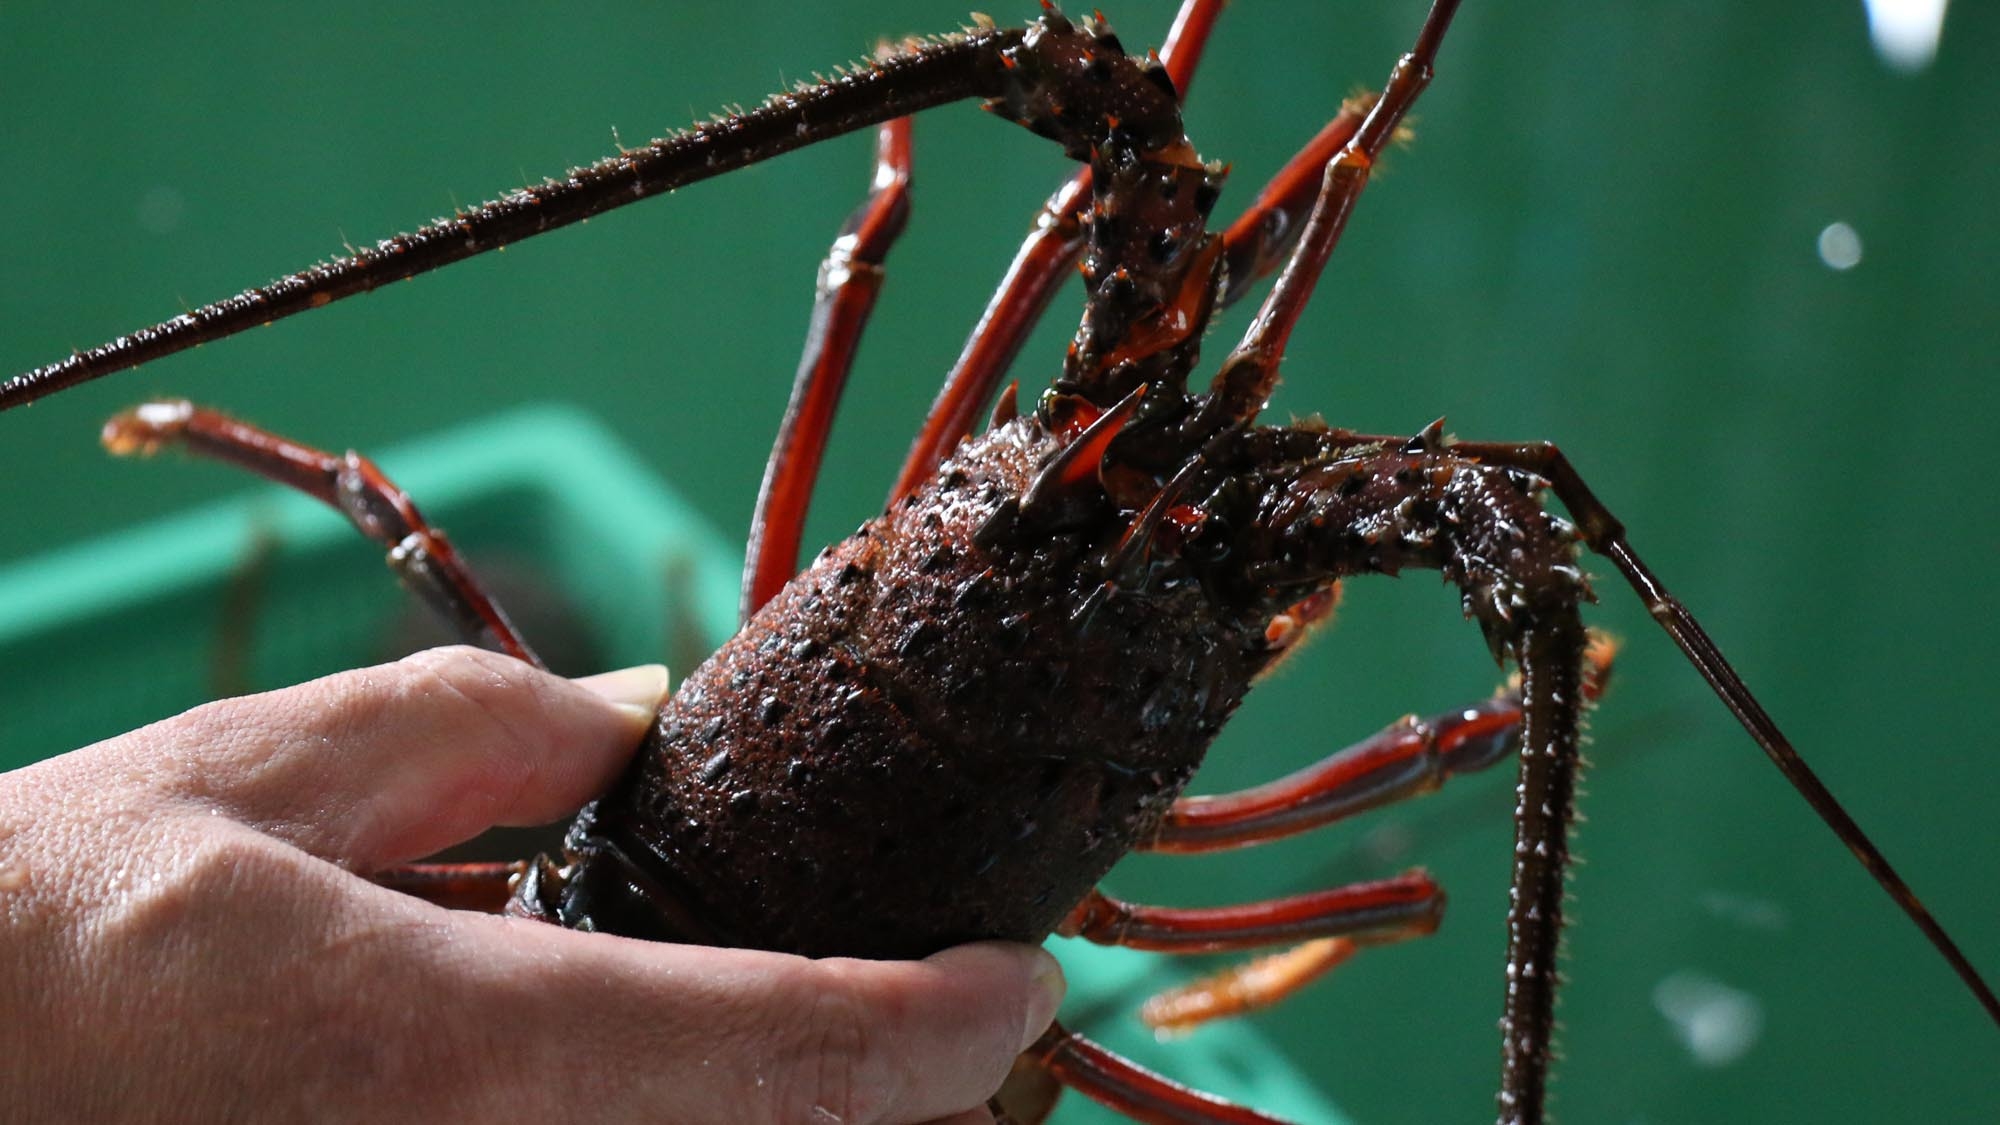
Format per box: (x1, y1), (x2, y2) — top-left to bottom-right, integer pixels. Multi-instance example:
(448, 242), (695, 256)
(540, 420), (1264, 956)
(512, 10), (1298, 957)
(530, 404), (1581, 966)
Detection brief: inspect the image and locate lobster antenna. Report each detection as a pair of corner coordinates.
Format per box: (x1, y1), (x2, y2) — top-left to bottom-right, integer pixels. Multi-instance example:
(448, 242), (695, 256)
(1608, 539), (2000, 1027)
(1448, 438), (2000, 1029)
(0, 25), (1027, 414)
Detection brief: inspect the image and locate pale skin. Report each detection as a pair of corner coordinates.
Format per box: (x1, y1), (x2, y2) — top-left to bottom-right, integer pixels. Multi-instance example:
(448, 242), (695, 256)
(0, 645), (1066, 1124)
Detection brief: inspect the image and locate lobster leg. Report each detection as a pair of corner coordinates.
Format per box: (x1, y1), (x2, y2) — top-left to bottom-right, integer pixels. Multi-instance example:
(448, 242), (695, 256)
(1147, 636), (1616, 853)
(886, 161), (1084, 503)
(1205, 0), (1463, 428)
(1137, 939), (1362, 1036)
(99, 400), (539, 666)
(741, 116), (914, 621)
(1253, 586), (1342, 669)
(1029, 873), (1443, 1120)
(1058, 874), (1442, 954)
(210, 527), (281, 698)
(372, 860), (525, 913)
(1151, 697), (1526, 852)
(1129, 639), (1607, 1035)
(1024, 1021), (1298, 1125)
(1215, 98), (1379, 309)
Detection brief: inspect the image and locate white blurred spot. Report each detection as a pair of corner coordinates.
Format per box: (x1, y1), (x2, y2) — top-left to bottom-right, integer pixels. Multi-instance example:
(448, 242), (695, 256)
(1653, 969), (1764, 1067)
(133, 401), (193, 427)
(1864, 0), (1949, 73)
(1817, 222), (1863, 271)
(1361, 821), (1414, 866)
(1699, 889), (1790, 932)
(136, 186), (185, 235)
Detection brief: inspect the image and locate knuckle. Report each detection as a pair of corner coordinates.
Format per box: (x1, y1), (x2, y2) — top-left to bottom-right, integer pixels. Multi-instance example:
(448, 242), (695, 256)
(394, 647), (507, 728)
(93, 825), (293, 949)
(396, 644), (532, 707)
(175, 824), (318, 906)
(155, 693), (247, 744)
(390, 646), (544, 792)
(396, 646), (549, 735)
(775, 965), (893, 1125)
(134, 695), (266, 790)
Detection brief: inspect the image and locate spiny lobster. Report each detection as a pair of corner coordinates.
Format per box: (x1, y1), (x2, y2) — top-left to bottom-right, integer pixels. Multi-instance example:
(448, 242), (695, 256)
(3, 2), (2000, 1120)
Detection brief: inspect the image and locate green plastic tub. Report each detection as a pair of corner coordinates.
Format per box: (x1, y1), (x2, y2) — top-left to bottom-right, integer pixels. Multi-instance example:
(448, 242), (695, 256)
(0, 404), (1348, 1125)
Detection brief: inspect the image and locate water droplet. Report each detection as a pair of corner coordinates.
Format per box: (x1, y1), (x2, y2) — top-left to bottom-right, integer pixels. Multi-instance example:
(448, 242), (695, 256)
(1653, 969), (1764, 1067)
(136, 186), (185, 234)
(1864, 0), (1947, 73)
(1817, 221), (1863, 271)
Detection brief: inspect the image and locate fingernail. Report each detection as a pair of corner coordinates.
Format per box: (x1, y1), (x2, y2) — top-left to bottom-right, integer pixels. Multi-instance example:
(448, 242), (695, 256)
(1025, 947), (1067, 1047)
(572, 664), (671, 725)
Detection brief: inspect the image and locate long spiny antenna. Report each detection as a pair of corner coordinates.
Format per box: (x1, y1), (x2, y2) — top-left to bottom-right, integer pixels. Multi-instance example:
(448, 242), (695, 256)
(1444, 437), (2000, 1029)
(0, 27), (1024, 413)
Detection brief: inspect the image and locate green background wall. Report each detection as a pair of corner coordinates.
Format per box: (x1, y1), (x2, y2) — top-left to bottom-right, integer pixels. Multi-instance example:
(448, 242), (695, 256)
(2, 3), (1995, 1121)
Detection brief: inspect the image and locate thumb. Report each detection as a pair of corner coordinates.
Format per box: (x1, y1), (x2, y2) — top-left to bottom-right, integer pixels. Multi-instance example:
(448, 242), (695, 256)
(447, 924), (1069, 1125)
(127, 645), (669, 868)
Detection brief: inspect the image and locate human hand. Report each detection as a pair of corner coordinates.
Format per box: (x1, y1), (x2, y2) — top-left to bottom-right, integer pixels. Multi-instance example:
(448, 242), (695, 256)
(0, 645), (1064, 1124)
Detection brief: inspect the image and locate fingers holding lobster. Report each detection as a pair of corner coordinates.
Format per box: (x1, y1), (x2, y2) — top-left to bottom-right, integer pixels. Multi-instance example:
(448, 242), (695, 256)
(107, 646), (665, 870)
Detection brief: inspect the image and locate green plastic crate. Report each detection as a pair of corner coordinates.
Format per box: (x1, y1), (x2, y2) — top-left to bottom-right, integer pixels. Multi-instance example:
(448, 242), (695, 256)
(0, 404), (1349, 1125)
(0, 404), (741, 767)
